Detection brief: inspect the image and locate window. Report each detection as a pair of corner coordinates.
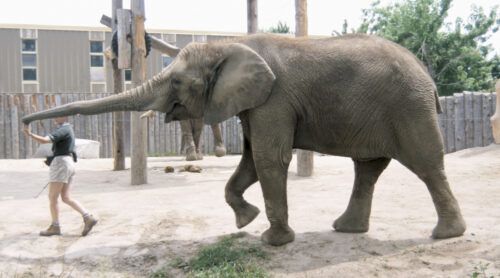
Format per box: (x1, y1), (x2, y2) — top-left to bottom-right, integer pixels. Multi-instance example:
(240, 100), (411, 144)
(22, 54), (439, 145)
(125, 69), (132, 82)
(90, 55), (104, 67)
(22, 54), (37, 67)
(162, 56), (173, 68)
(90, 40), (106, 92)
(90, 41), (104, 68)
(21, 39), (37, 81)
(22, 39), (36, 52)
(90, 41), (103, 53)
(23, 68), (37, 81)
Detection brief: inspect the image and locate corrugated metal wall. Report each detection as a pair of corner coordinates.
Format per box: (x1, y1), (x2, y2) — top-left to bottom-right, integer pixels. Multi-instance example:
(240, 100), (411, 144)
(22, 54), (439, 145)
(38, 30), (91, 93)
(0, 29), (22, 93)
(146, 33), (164, 79)
(0, 27), (237, 94)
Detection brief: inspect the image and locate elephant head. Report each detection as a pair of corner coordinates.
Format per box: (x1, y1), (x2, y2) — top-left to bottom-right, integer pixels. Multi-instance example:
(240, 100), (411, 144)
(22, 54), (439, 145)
(22, 42), (276, 125)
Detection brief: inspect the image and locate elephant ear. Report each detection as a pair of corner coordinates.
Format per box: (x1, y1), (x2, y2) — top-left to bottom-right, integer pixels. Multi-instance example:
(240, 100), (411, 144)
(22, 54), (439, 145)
(204, 43), (275, 124)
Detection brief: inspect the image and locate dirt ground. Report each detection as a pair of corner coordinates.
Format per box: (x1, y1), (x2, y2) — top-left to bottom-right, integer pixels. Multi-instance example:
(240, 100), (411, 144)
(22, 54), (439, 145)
(1, 145), (499, 277)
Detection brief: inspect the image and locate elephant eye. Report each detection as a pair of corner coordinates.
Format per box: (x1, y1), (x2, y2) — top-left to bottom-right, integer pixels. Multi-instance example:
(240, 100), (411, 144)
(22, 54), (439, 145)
(172, 78), (182, 86)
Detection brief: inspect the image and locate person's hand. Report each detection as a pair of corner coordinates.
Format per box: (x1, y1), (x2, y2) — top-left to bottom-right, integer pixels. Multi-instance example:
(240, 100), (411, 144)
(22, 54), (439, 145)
(23, 125), (32, 137)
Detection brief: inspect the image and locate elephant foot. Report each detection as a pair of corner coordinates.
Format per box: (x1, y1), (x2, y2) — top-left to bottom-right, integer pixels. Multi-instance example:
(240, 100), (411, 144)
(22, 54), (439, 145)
(186, 147), (198, 161)
(196, 151), (204, 160)
(333, 213), (369, 233)
(261, 225), (295, 246)
(214, 145), (226, 157)
(235, 203), (260, 228)
(432, 215), (466, 239)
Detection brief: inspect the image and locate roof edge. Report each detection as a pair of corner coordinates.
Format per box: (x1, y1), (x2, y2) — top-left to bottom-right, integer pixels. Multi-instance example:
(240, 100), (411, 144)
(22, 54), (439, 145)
(0, 22), (246, 36)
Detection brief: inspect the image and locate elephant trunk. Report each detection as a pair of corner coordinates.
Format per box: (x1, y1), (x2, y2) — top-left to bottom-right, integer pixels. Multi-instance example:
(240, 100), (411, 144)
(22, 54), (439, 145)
(22, 74), (166, 125)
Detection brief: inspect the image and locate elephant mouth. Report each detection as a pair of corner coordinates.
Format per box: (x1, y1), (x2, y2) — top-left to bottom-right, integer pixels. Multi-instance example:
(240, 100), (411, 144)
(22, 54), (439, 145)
(164, 103), (189, 123)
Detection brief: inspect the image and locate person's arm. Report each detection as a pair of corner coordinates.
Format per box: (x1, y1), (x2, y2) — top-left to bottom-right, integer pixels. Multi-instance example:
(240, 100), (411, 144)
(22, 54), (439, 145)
(24, 125), (51, 144)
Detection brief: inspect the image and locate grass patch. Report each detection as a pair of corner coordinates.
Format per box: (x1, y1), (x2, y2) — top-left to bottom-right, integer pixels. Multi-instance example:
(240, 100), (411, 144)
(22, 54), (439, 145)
(469, 262), (495, 278)
(151, 233), (269, 278)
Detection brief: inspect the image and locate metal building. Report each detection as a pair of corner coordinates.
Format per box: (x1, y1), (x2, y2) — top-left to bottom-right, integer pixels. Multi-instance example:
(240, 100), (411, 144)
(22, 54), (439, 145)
(0, 24), (240, 94)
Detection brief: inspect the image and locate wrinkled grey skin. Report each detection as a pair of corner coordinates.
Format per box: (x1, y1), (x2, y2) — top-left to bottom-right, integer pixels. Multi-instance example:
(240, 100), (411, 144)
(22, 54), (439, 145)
(22, 34), (466, 246)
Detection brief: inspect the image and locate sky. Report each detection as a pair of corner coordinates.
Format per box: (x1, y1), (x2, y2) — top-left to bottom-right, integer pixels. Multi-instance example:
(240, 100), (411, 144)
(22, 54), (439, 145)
(0, 0), (498, 52)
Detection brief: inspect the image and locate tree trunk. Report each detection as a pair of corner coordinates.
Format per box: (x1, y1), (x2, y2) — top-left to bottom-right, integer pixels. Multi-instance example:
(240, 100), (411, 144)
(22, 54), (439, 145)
(130, 0), (147, 185)
(295, 0), (313, 177)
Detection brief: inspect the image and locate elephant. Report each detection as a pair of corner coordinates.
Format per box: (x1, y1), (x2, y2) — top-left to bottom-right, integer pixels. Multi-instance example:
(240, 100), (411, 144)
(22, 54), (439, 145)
(179, 119), (226, 161)
(22, 33), (466, 246)
(141, 110), (227, 160)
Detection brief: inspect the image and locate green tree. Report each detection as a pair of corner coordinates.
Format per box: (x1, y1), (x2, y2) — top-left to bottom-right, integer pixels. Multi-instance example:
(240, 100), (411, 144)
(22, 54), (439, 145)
(354, 0), (499, 95)
(267, 21), (291, 34)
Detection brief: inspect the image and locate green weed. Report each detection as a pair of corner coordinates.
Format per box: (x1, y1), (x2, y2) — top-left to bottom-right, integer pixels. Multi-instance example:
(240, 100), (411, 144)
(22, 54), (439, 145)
(151, 234), (269, 278)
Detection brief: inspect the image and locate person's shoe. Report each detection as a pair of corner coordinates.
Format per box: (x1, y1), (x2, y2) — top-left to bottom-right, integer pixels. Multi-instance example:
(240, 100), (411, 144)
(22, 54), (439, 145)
(39, 224), (61, 236)
(82, 215), (98, 236)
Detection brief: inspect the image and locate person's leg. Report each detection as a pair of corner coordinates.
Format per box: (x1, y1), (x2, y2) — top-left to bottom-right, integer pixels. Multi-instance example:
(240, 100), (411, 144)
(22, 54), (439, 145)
(61, 182), (88, 216)
(48, 182), (64, 225)
(61, 178), (97, 236)
(40, 182), (64, 236)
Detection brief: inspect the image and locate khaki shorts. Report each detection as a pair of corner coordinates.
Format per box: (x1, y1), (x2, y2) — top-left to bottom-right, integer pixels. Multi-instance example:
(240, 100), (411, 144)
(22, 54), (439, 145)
(49, 156), (75, 184)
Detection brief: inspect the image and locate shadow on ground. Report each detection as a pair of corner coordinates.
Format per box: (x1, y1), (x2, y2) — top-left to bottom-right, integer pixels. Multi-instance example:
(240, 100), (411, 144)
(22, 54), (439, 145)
(0, 227), (436, 277)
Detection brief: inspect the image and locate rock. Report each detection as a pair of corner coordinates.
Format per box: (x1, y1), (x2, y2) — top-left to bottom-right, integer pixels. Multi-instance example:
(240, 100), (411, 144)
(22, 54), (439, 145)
(179, 164), (202, 173)
(164, 166), (175, 173)
(33, 139), (100, 159)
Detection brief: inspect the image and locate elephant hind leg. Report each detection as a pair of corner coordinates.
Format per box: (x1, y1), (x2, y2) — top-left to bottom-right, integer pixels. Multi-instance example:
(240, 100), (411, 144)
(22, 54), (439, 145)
(334, 157), (391, 233)
(422, 170), (466, 239)
(396, 125), (466, 238)
(401, 159), (466, 239)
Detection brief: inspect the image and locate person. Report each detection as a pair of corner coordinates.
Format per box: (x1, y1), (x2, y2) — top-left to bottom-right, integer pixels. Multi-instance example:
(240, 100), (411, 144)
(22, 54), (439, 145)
(23, 116), (97, 237)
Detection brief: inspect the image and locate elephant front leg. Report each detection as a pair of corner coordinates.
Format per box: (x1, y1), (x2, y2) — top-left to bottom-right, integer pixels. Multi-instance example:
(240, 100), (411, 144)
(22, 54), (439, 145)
(192, 118), (204, 160)
(252, 138), (295, 246)
(211, 123), (226, 157)
(334, 158), (391, 233)
(225, 137), (260, 228)
(180, 120), (198, 161)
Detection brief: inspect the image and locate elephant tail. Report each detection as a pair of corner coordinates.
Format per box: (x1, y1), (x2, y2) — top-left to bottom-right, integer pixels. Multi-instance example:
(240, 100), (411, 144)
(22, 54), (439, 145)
(434, 89), (443, 114)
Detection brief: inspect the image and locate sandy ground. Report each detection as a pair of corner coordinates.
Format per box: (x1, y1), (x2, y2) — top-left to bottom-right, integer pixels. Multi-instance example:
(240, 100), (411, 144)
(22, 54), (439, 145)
(0, 145), (499, 277)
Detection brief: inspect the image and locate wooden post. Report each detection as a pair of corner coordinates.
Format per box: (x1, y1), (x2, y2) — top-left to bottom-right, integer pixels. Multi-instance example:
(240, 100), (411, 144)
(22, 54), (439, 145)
(117, 9), (132, 69)
(247, 0), (258, 34)
(130, 0), (147, 185)
(101, 14), (180, 57)
(110, 0), (126, 171)
(295, 0), (308, 37)
(295, 0), (313, 177)
(491, 80), (500, 144)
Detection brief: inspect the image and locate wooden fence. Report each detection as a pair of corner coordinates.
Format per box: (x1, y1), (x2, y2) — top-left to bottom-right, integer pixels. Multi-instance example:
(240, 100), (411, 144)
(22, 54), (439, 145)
(0, 93), (243, 159)
(0, 92), (496, 159)
(438, 92), (497, 153)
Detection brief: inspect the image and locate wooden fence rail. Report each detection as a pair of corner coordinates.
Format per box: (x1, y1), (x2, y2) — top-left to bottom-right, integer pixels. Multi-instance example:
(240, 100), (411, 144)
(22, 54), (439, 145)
(0, 92), (496, 159)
